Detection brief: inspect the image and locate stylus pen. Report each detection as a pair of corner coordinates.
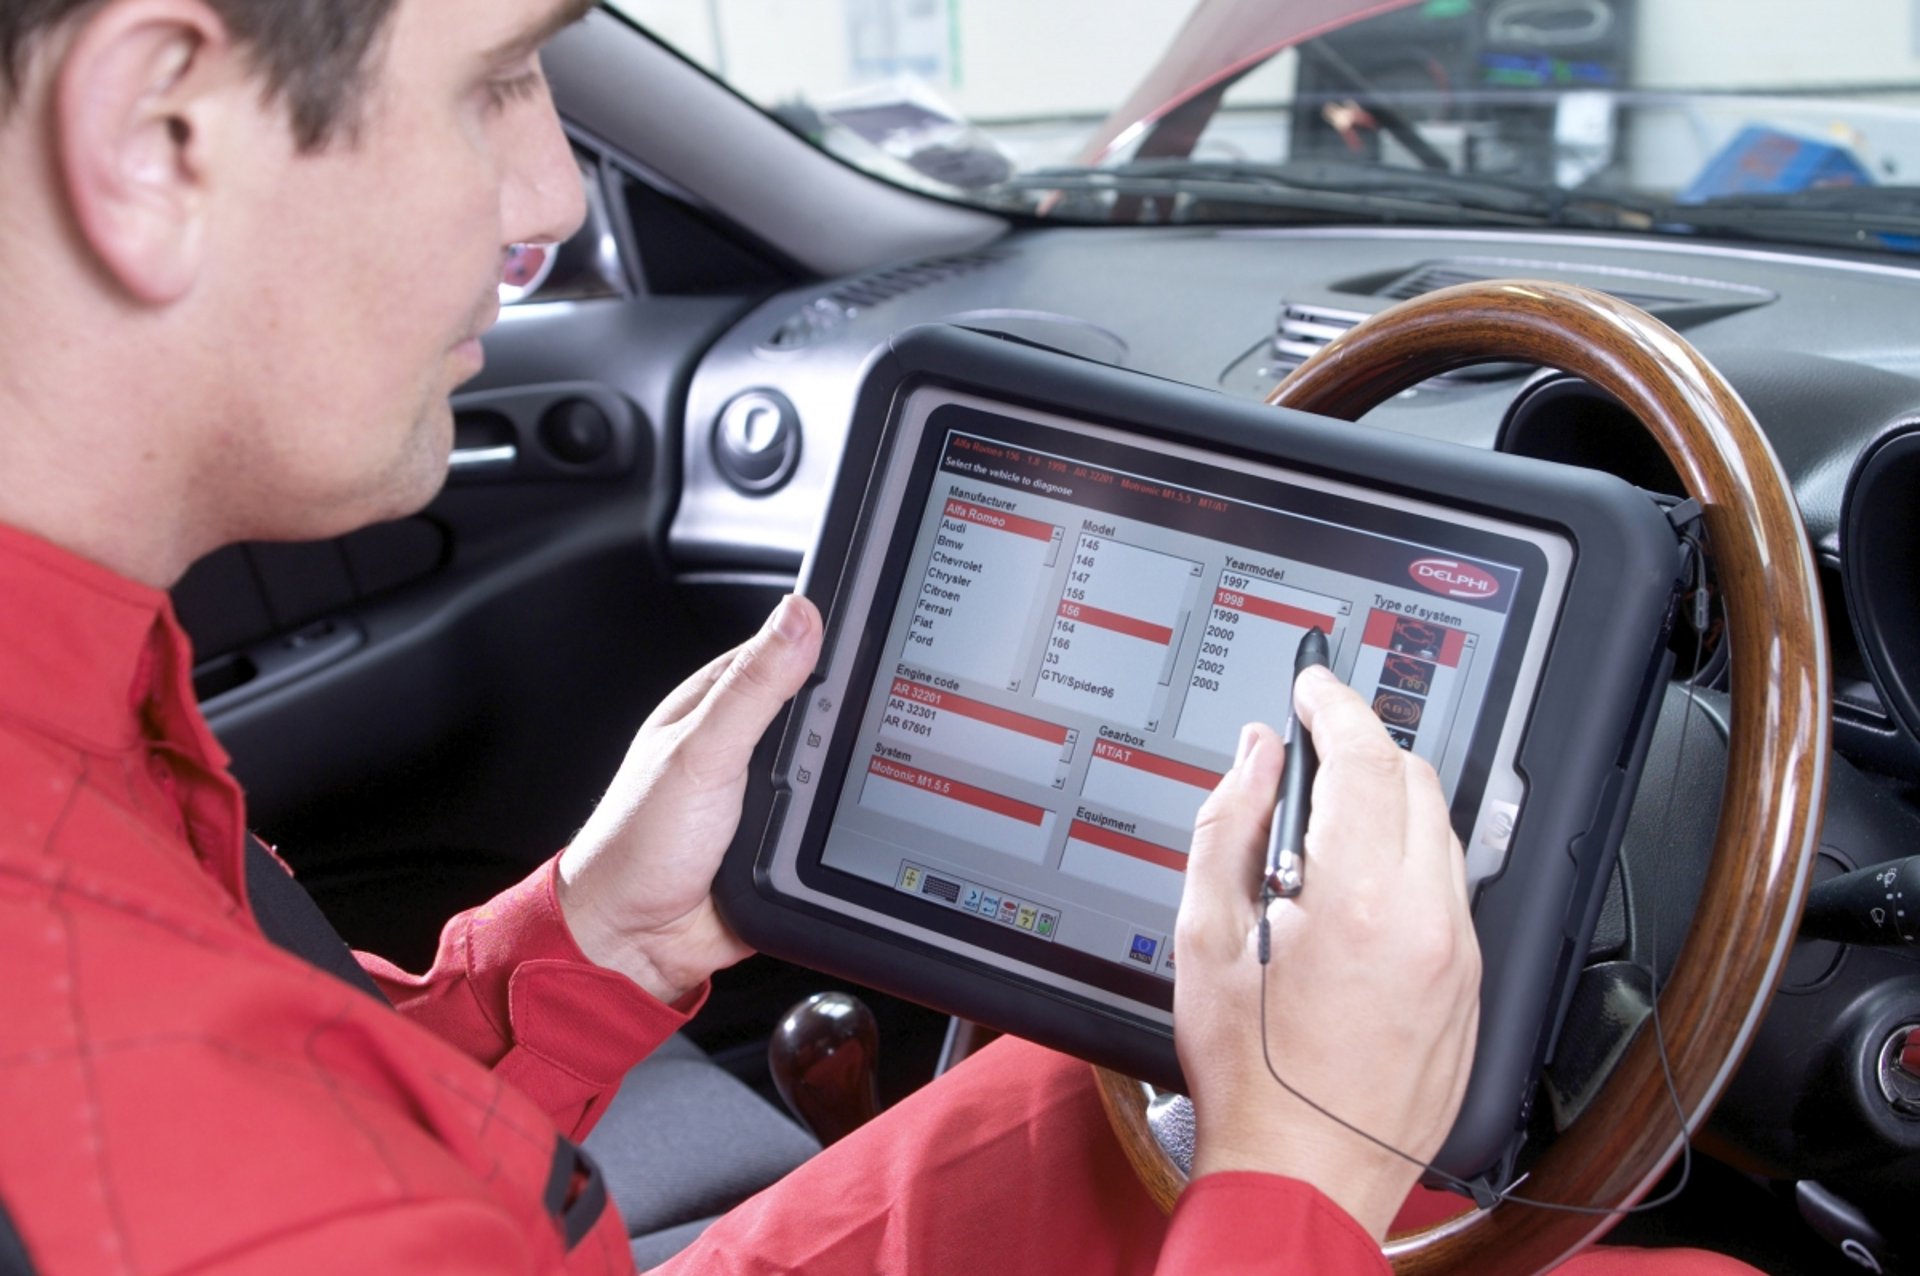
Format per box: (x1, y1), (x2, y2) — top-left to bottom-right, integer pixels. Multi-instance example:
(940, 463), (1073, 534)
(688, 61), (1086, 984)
(1265, 627), (1330, 899)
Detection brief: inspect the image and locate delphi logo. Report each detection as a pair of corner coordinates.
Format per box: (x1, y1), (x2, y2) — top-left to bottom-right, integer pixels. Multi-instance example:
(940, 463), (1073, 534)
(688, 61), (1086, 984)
(1408, 558), (1500, 600)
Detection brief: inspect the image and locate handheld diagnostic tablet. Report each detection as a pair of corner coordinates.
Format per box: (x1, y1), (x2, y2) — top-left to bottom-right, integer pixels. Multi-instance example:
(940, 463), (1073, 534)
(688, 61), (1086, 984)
(717, 326), (1686, 1183)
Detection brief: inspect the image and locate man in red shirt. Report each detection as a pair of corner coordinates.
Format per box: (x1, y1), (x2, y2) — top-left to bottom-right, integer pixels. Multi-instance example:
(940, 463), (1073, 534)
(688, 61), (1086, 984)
(0, 1), (1754, 1272)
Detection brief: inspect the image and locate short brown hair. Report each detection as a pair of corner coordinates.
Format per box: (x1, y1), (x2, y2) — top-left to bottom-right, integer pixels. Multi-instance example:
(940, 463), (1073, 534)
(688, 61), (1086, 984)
(0, 0), (403, 149)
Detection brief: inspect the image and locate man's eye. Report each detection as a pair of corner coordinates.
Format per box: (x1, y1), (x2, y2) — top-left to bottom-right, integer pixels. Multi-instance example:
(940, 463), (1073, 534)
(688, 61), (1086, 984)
(484, 71), (545, 112)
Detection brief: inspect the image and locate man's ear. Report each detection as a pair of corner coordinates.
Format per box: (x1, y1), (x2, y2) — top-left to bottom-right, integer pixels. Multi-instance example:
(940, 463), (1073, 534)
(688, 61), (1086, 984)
(53, 0), (241, 304)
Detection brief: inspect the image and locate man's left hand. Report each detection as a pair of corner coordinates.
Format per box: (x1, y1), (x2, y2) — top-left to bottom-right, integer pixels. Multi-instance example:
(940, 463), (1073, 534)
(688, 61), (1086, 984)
(556, 595), (823, 1005)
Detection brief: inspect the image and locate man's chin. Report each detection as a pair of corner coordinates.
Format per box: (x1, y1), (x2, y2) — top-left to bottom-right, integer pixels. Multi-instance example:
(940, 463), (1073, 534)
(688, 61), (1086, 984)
(360, 405), (458, 526)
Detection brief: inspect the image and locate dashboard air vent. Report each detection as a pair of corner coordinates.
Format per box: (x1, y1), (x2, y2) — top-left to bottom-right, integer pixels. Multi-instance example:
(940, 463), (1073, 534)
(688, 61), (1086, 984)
(1272, 297), (1529, 385)
(762, 249), (1009, 350)
(1274, 301), (1371, 364)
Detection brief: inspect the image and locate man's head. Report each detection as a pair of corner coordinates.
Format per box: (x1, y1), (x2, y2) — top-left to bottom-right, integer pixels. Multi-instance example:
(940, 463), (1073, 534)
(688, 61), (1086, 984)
(1, 1), (401, 150)
(0, 0), (591, 586)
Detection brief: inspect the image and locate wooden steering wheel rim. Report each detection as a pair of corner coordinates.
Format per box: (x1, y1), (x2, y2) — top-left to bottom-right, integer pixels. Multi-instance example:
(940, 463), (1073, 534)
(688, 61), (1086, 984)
(1095, 280), (1829, 1273)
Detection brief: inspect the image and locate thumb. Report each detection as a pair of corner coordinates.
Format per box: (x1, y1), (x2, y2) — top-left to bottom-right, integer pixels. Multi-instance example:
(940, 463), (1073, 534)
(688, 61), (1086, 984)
(1181, 722), (1284, 938)
(685, 595), (823, 761)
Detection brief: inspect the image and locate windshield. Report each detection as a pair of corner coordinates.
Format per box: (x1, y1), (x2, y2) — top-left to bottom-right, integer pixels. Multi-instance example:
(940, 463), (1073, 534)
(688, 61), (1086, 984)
(609, 0), (1920, 254)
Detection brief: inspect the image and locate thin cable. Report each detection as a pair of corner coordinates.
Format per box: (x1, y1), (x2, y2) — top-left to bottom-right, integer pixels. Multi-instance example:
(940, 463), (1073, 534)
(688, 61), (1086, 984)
(1592, 526), (1716, 1211)
(1250, 531), (1714, 1217)
(1256, 948), (1694, 1216)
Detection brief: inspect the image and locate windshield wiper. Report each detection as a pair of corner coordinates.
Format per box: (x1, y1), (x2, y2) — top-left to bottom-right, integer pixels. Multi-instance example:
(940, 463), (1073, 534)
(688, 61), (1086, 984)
(1002, 158), (1662, 229)
(1653, 187), (1920, 252)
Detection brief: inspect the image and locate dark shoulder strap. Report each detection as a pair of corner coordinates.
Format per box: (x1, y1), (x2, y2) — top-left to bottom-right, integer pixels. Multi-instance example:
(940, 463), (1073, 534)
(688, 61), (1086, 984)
(244, 835), (387, 1003)
(243, 838), (610, 1250)
(0, 847), (378, 1276)
(543, 1134), (610, 1251)
(0, 1192), (36, 1276)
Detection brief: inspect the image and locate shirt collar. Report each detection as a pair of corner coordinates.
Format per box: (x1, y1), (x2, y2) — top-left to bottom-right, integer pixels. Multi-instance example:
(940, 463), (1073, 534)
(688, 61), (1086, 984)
(0, 522), (218, 760)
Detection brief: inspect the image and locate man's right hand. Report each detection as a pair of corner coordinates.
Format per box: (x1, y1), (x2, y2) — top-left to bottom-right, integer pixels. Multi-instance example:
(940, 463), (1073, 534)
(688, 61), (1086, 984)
(1172, 665), (1482, 1242)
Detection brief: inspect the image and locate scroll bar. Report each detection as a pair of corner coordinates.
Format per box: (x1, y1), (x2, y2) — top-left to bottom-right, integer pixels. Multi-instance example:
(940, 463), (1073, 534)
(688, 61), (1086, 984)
(1158, 608), (1191, 686)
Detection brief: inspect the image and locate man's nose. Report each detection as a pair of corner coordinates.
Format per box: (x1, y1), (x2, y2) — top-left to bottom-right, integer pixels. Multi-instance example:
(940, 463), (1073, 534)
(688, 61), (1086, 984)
(504, 72), (589, 249)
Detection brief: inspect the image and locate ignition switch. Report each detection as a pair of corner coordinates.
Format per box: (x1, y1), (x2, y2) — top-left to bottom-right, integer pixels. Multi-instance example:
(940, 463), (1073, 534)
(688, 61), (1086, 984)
(713, 389), (801, 494)
(1878, 1024), (1920, 1118)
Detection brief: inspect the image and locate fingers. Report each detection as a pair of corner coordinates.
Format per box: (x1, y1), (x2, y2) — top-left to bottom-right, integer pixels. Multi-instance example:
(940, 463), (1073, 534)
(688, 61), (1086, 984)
(1402, 753), (1469, 901)
(1294, 666), (1409, 872)
(681, 595), (823, 766)
(1292, 665), (1404, 774)
(1181, 723), (1284, 946)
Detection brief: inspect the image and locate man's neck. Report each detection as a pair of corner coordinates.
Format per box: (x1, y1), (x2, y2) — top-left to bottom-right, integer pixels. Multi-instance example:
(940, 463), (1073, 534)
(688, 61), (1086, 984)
(0, 362), (210, 590)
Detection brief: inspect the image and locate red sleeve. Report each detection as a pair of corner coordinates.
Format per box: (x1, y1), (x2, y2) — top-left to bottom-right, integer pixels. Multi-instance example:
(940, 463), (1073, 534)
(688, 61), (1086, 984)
(1157, 1172), (1390, 1275)
(359, 856), (706, 1139)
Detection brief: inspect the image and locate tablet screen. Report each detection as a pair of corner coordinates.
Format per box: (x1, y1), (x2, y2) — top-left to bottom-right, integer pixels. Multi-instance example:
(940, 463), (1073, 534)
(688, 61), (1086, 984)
(799, 397), (1558, 1010)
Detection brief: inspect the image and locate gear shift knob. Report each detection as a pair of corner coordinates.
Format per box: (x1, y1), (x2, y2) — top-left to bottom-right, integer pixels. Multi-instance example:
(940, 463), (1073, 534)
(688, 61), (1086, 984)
(769, 992), (881, 1145)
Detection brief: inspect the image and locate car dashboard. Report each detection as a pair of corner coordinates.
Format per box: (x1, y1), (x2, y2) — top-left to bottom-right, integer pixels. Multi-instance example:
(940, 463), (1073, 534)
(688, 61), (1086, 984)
(663, 220), (1920, 1235)
(675, 224), (1920, 770)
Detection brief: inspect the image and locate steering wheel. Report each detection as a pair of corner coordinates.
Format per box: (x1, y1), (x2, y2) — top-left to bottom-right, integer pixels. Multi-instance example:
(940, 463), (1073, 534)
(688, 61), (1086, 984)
(1094, 280), (1829, 1272)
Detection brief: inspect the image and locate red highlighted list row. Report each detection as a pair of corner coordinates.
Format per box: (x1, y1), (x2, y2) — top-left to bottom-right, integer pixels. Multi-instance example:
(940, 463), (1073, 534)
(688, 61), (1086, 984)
(879, 678), (1076, 786)
(1360, 608), (1467, 667)
(861, 756), (1056, 863)
(1089, 738), (1219, 789)
(1067, 819), (1187, 872)
(1083, 738), (1220, 833)
(1060, 818), (1189, 909)
(1214, 587), (1335, 634)
(1057, 600), (1175, 646)
(944, 498), (1056, 543)
(888, 678), (1067, 743)
(867, 757), (1045, 824)
(859, 739), (1214, 897)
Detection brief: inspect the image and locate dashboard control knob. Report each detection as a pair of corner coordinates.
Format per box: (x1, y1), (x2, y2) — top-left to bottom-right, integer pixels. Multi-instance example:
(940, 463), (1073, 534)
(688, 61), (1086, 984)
(714, 389), (801, 494)
(1876, 1023), (1920, 1117)
(540, 398), (614, 465)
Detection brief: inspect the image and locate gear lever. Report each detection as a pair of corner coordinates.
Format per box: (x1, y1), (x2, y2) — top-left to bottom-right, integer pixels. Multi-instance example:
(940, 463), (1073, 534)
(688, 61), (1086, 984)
(768, 992), (881, 1145)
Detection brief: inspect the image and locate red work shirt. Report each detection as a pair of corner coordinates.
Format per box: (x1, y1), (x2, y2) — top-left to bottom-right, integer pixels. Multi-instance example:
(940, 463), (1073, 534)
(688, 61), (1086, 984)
(0, 523), (1395, 1274)
(0, 525), (685, 1272)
